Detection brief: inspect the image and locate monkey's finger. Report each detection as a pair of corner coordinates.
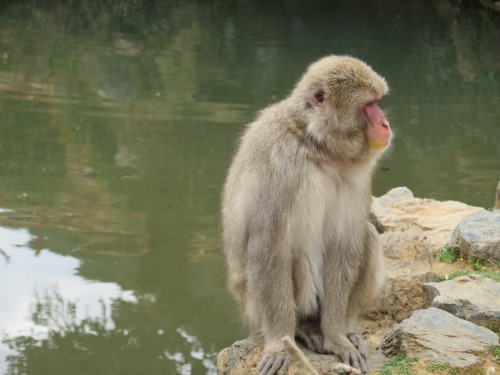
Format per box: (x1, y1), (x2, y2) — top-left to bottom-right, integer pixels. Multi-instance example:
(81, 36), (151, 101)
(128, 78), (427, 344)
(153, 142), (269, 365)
(296, 333), (314, 351)
(257, 355), (272, 374)
(298, 332), (322, 353)
(356, 353), (368, 374)
(312, 335), (323, 353)
(349, 352), (362, 374)
(278, 356), (291, 375)
(340, 351), (351, 366)
(269, 356), (285, 375)
(357, 339), (369, 359)
(258, 354), (286, 375)
(267, 356), (286, 375)
(310, 330), (324, 352)
(348, 334), (369, 359)
(306, 338), (315, 350)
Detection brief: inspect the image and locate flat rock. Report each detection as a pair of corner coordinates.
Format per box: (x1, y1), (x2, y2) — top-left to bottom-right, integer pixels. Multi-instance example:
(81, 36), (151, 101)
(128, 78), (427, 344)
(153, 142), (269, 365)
(217, 337), (387, 375)
(380, 307), (499, 369)
(423, 275), (500, 328)
(372, 187), (482, 248)
(448, 209), (500, 266)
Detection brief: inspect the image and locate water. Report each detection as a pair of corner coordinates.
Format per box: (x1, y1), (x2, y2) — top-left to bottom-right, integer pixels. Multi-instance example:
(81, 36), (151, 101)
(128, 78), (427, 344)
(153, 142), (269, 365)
(0, 1), (498, 374)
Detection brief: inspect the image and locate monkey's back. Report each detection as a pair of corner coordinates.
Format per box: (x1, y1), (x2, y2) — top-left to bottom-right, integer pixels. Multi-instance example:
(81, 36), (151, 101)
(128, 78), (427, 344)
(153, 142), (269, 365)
(221, 101), (307, 318)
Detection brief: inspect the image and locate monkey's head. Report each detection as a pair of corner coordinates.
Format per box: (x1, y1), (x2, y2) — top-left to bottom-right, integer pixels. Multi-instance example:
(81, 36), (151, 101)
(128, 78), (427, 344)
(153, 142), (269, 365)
(293, 55), (392, 162)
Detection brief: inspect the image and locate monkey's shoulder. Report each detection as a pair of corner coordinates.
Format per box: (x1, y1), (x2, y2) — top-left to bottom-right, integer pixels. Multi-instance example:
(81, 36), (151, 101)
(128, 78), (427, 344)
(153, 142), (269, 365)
(241, 110), (302, 151)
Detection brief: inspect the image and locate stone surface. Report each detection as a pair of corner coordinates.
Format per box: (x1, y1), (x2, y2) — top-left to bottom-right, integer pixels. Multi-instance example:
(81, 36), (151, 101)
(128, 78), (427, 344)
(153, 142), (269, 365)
(372, 187), (482, 248)
(448, 209), (500, 266)
(217, 337), (387, 375)
(423, 275), (500, 328)
(380, 308), (499, 369)
(361, 272), (443, 349)
(381, 224), (434, 277)
(372, 272), (442, 323)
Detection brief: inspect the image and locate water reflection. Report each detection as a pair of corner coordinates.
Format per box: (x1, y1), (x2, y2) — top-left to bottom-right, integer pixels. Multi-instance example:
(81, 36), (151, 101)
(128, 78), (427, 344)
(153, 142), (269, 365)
(0, 226), (135, 372)
(164, 328), (218, 375)
(0, 224), (219, 375)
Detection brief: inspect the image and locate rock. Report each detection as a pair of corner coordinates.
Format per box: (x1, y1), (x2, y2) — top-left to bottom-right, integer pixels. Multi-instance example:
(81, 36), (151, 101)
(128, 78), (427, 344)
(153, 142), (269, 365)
(372, 272), (442, 323)
(423, 275), (500, 328)
(362, 272), (443, 349)
(364, 223), (451, 324)
(381, 224), (434, 277)
(380, 308), (499, 369)
(448, 209), (500, 266)
(217, 337), (387, 375)
(372, 187), (482, 248)
(217, 338), (259, 375)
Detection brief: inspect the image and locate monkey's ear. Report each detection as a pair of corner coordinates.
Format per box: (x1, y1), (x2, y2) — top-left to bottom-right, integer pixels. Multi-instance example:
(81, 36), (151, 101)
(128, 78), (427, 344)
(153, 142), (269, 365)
(307, 88), (327, 108)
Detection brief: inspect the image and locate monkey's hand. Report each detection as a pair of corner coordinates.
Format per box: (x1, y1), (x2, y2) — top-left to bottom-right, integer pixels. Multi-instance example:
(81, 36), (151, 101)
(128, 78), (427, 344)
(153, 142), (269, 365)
(258, 351), (291, 375)
(323, 333), (367, 374)
(295, 320), (323, 353)
(347, 333), (369, 359)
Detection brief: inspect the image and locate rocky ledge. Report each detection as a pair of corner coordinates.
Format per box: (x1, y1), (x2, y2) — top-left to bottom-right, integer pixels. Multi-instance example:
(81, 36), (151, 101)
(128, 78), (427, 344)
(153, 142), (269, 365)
(218, 187), (500, 374)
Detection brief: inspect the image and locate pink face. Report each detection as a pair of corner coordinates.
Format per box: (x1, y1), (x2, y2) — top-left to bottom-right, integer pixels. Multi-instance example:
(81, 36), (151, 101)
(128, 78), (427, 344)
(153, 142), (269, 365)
(363, 100), (391, 150)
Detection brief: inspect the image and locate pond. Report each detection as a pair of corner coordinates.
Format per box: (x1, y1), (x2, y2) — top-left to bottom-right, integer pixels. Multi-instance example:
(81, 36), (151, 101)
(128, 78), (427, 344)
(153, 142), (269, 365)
(0, 1), (498, 374)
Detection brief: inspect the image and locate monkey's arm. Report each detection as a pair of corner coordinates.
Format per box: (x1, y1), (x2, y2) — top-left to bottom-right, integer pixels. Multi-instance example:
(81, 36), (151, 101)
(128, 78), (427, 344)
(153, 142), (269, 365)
(240, 137), (303, 375)
(245, 193), (297, 375)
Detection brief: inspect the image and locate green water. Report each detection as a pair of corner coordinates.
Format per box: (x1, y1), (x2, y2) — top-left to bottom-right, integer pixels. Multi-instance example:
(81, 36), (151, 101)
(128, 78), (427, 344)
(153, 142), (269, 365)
(0, 1), (498, 374)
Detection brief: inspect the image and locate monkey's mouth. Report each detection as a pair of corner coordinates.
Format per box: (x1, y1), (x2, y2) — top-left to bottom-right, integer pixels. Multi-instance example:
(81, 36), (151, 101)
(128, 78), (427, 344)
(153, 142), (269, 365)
(369, 139), (389, 149)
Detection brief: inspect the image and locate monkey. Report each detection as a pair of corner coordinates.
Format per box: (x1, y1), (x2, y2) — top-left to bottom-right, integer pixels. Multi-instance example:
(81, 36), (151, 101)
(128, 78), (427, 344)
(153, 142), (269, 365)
(222, 55), (392, 375)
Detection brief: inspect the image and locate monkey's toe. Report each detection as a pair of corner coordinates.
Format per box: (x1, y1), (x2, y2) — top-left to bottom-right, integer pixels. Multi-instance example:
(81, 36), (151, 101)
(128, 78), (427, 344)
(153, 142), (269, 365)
(258, 352), (291, 375)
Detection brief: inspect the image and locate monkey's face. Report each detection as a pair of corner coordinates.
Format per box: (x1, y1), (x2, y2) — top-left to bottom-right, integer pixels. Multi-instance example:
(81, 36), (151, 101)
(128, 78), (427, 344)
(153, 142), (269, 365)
(299, 55), (392, 162)
(306, 88), (391, 160)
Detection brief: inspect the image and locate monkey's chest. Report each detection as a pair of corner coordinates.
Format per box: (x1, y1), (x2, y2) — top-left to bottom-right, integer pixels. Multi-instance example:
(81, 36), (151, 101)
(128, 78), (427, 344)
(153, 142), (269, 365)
(289, 172), (367, 316)
(290, 172), (367, 249)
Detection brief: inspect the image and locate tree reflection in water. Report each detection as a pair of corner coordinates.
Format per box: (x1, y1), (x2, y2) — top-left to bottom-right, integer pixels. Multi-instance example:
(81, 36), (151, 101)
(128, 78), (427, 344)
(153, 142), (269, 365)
(3, 287), (217, 375)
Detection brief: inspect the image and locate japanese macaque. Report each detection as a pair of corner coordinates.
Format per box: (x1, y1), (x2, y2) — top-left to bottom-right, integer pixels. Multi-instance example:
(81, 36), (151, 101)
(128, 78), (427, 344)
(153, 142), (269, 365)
(222, 55), (392, 375)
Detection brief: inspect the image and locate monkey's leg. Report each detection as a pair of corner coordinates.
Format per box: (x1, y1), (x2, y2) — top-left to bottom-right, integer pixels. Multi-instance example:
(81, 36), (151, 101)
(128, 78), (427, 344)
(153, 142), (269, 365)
(346, 223), (385, 360)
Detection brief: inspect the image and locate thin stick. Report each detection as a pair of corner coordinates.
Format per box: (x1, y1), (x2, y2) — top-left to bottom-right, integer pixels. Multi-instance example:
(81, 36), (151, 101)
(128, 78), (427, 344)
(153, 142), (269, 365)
(282, 335), (319, 375)
(331, 363), (362, 375)
(281, 336), (362, 375)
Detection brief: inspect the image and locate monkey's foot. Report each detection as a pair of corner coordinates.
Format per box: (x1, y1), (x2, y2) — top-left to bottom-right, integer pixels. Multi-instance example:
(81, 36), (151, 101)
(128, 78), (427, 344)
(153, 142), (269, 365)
(258, 351), (291, 375)
(323, 334), (367, 374)
(295, 320), (323, 353)
(347, 333), (369, 359)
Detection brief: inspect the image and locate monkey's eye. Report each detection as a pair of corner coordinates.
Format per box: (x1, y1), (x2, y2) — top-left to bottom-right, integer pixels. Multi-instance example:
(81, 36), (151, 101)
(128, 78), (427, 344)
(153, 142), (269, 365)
(315, 90), (325, 104)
